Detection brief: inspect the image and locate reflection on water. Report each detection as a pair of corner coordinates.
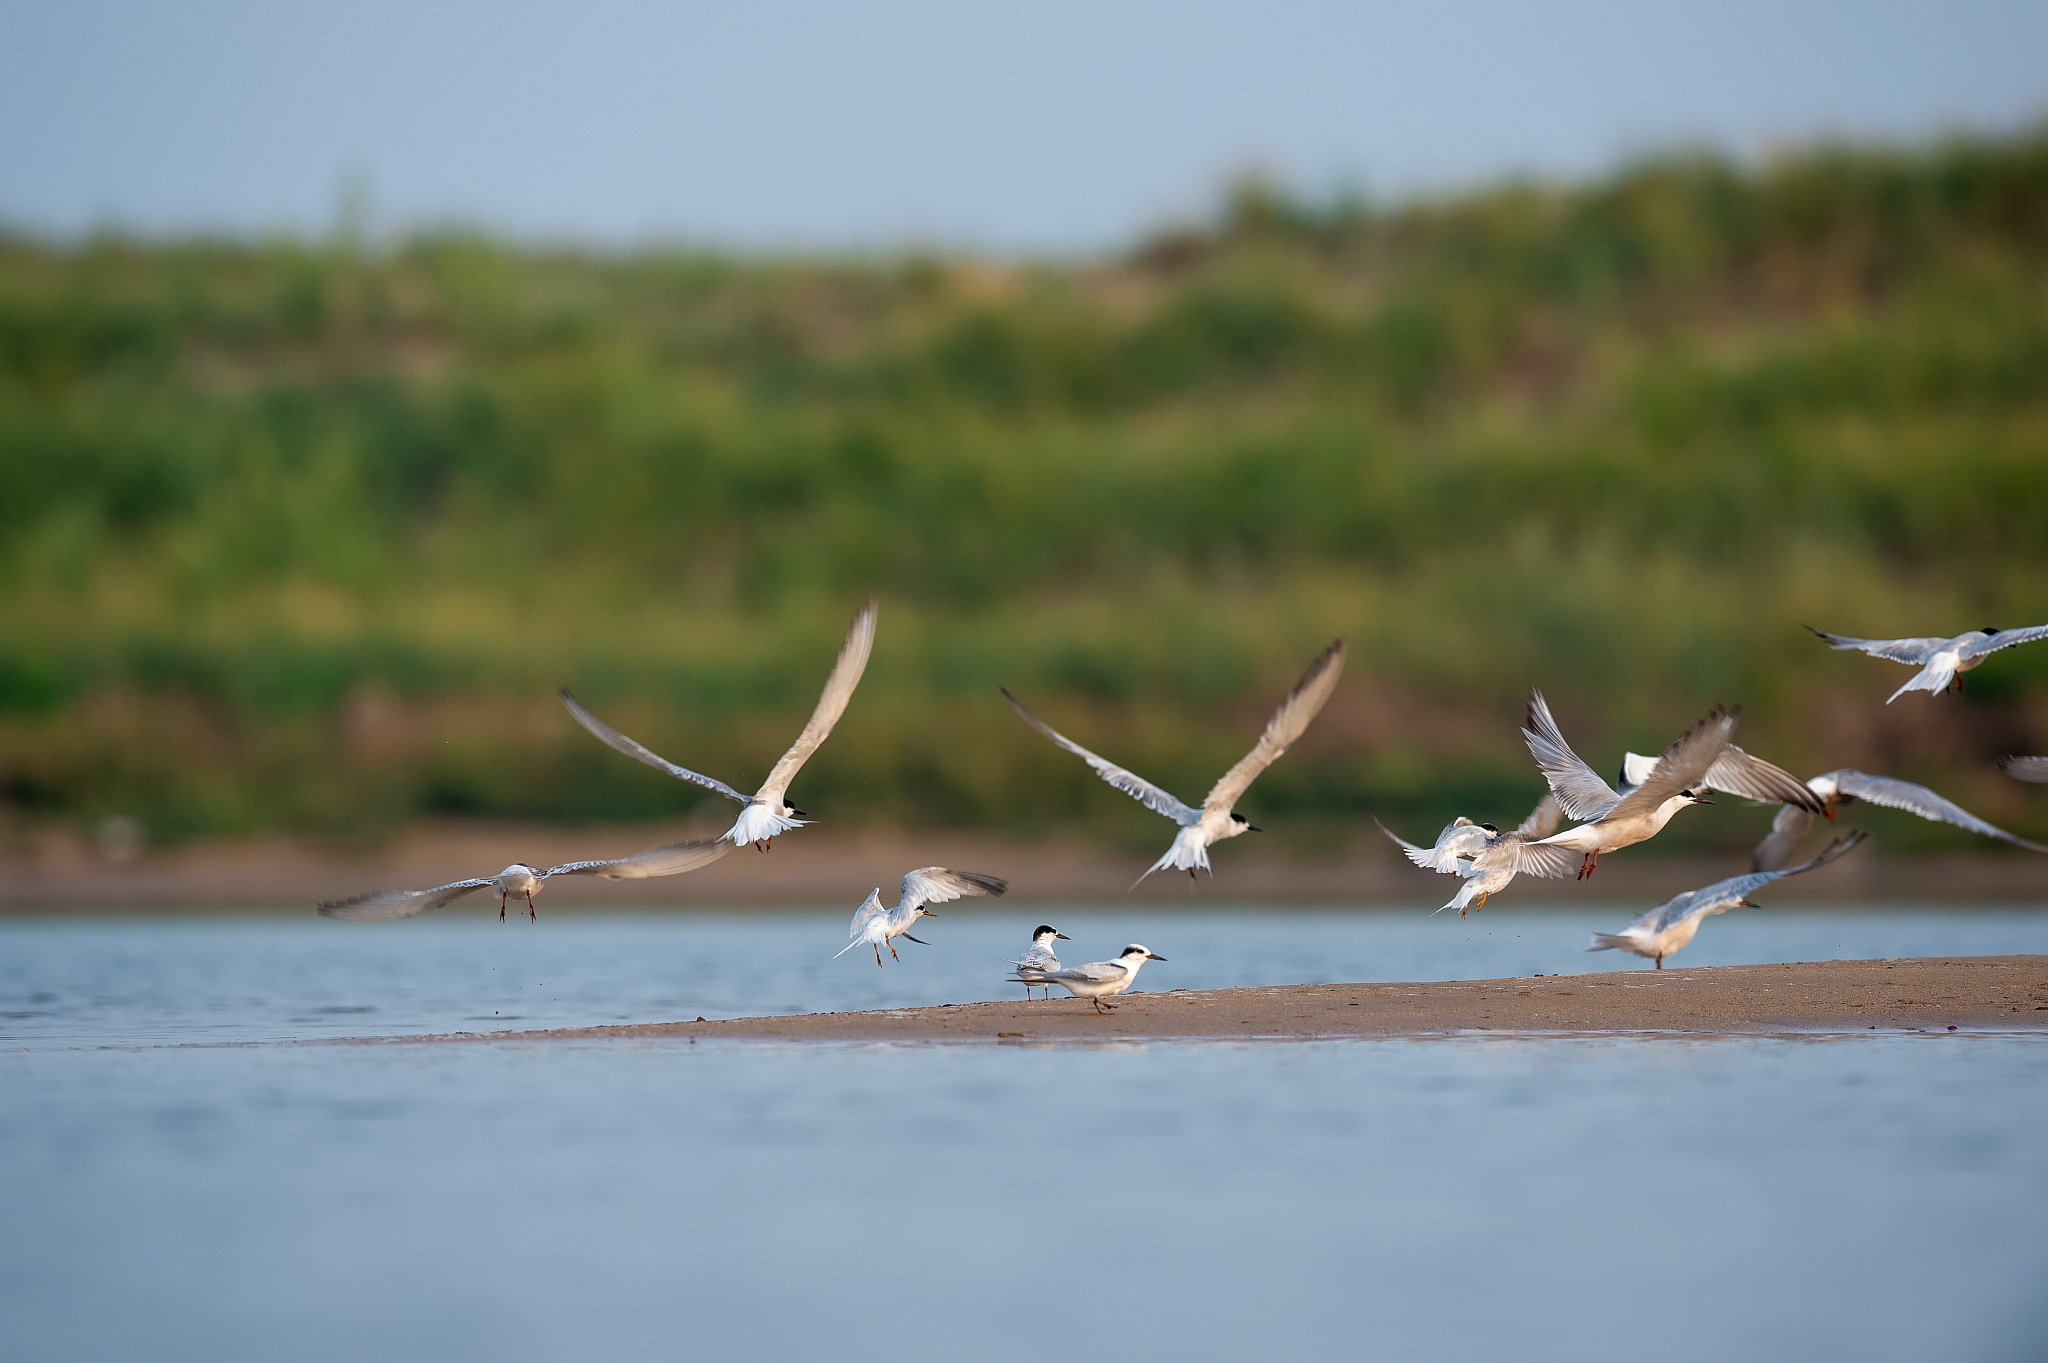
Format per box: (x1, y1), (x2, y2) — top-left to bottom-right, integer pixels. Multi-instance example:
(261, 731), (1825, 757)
(2, 1032), (2044, 1362)
(4, 904), (2048, 1048)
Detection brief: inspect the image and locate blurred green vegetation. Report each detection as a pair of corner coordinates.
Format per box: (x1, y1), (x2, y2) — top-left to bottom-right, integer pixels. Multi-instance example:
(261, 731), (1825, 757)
(4, 127), (2048, 855)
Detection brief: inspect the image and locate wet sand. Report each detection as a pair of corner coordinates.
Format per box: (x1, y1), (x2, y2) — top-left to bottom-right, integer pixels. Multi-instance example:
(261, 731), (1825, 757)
(343, 955), (2048, 1044)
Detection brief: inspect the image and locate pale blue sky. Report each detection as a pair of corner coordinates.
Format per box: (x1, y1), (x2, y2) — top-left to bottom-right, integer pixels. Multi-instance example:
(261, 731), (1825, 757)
(3, 0), (2044, 251)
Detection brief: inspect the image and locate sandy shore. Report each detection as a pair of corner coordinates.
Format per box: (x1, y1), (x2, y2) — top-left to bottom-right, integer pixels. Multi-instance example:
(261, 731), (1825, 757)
(338, 955), (2048, 1045)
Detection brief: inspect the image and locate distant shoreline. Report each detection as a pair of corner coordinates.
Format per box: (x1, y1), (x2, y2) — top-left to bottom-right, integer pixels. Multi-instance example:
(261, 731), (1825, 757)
(328, 956), (2048, 1043)
(6, 821), (2048, 912)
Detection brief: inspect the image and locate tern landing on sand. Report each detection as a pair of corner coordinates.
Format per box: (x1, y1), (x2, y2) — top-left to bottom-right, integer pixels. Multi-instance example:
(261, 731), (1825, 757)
(1008, 924), (1070, 1000)
(2003, 756), (2048, 784)
(316, 839), (732, 922)
(1592, 832), (1868, 968)
(834, 867), (1007, 966)
(1806, 623), (2048, 703)
(1750, 770), (2048, 871)
(1003, 640), (1344, 884)
(560, 600), (877, 850)
(1523, 690), (1736, 879)
(1378, 794), (1572, 916)
(1011, 945), (1166, 1013)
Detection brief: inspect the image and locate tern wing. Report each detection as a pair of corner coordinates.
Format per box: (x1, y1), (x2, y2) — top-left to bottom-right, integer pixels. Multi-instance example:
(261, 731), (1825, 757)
(1522, 690), (1623, 822)
(2003, 756), (2048, 783)
(1376, 818), (1472, 875)
(1750, 803), (1816, 872)
(1513, 793), (1563, 840)
(560, 690), (750, 806)
(1651, 831), (1867, 932)
(1002, 689), (1199, 824)
(1702, 744), (1830, 812)
(1201, 639), (1346, 815)
(1597, 706), (1738, 825)
(541, 838), (733, 881)
(845, 889), (887, 938)
(899, 866), (1008, 913)
(1804, 627), (1951, 665)
(1468, 837), (1580, 880)
(1827, 770), (2048, 853)
(759, 599), (878, 802)
(1046, 961), (1133, 987)
(317, 878), (495, 923)
(1961, 623), (2048, 660)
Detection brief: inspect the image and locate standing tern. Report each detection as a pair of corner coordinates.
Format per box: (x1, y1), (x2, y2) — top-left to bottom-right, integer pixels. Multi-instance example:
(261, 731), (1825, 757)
(1806, 623), (2048, 703)
(316, 838), (732, 922)
(560, 600), (877, 850)
(1590, 831), (1868, 968)
(1010, 945), (1166, 1013)
(1008, 924), (1070, 1000)
(834, 866), (1008, 966)
(1750, 770), (2048, 870)
(1003, 640), (1345, 884)
(2002, 756), (2048, 783)
(1522, 690), (1734, 879)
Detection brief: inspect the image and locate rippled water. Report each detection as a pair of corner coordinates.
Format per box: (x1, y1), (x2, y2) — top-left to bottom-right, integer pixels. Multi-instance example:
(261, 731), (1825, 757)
(3, 906), (2045, 1362)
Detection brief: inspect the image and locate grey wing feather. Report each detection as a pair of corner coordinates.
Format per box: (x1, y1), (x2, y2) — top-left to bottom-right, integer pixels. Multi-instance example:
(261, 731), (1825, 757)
(1202, 640), (1346, 814)
(2002, 756), (2048, 783)
(1048, 961), (1132, 986)
(1804, 627), (1951, 664)
(899, 866), (1008, 912)
(317, 878), (495, 922)
(1522, 690), (1623, 822)
(847, 888), (887, 937)
(1653, 831), (1867, 931)
(1750, 803), (1815, 872)
(1513, 793), (1563, 839)
(1468, 837), (1580, 880)
(542, 838), (733, 881)
(1702, 744), (1829, 812)
(760, 599), (878, 799)
(1829, 770), (2048, 853)
(1003, 689), (1199, 824)
(1962, 623), (2048, 659)
(560, 690), (751, 806)
(1598, 706), (1737, 824)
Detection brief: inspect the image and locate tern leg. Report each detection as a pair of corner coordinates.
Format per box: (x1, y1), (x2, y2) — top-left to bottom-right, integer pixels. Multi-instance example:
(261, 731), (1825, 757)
(527, 892), (536, 921)
(888, 941), (900, 962)
(873, 943), (883, 967)
(499, 894), (506, 921)
(1655, 955), (1663, 970)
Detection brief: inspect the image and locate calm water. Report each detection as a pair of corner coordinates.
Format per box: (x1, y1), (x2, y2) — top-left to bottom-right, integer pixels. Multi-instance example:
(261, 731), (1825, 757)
(4, 905), (2046, 1362)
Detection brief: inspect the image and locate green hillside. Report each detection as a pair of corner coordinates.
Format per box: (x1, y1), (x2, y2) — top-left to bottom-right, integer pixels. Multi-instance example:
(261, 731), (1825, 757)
(4, 127), (2047, 854)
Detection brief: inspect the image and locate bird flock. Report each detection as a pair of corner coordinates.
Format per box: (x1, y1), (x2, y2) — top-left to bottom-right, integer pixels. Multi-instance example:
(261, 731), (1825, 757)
(317, 606), (2048, 997)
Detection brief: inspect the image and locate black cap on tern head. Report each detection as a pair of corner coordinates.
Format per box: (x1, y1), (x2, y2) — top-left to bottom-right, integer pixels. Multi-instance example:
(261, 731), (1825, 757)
(1032, 924), (1061, 938)
(1981, 626), (2001, 636)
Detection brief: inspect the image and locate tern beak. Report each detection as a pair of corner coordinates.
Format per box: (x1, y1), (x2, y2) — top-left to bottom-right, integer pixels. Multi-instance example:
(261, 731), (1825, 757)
(1146, 953), (1167, 961)
(920, 908), (937, 917)
(1688, 793), (1716, 805)
(1740, 899), (1762, 909)
(789, 807), (807, 818)
(1056, 932), (1071, 940)
(1246, 823), (1263, 833)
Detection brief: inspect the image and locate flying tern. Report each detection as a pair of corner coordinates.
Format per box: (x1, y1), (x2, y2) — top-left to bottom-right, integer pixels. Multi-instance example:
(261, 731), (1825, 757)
(834, 866), (1007, 966)
(1010, 944), (1166, 1013)
(1806, 623), (2048, 703)
(1750, 770), (2048, 870)
(560, 600), (877, 849)
(2002, 756), (2048, 784)
(1378, 794), (1572, 915)
(1003, 640), (1345, 884)
(1590, 831), (1868, 968)
(1522, 690), (1734, 879)
(1008, 924), (1070, 1000)
(316, 839), (732, 922)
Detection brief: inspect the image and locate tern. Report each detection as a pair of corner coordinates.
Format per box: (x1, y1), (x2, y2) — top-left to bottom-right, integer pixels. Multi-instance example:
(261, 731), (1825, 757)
(1806, 623), (2048, 703)
(560, 600), (877, 850)
(1522, 690), (1735, 879)
(1003, 640), (1345, 884)
(2003, 756), (2048, 784)
(1750, 770), (2048, 870)
(1010, 945), (1166, 1013)
(1591, 831), (1868, 968)
(316, 839), (732, 922)
(834, 866), (1008, 966)
(1378, 794), (1572, 915)
(1008, 924), (1070, 1000)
